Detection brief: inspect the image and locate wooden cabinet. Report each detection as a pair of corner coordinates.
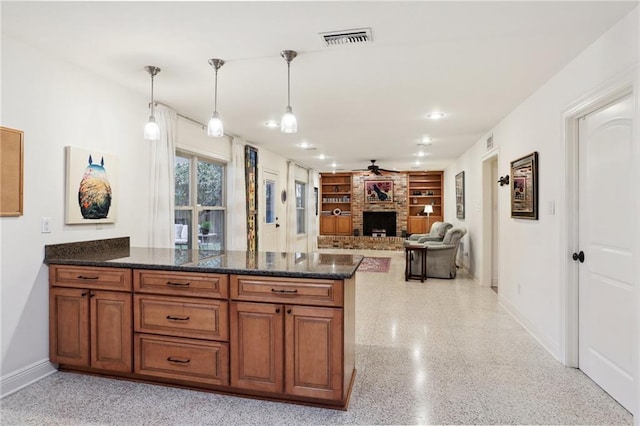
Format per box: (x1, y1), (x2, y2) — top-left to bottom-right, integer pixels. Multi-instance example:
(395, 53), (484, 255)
(49, 264), (355, 408)
(229, 275), (353, 403)
(407, 171), (444, 234)
(319, 173), (353, 235)
(135, 334), (228, 386)
(132, 270), (230, 386)
(49, 266), (132, 373)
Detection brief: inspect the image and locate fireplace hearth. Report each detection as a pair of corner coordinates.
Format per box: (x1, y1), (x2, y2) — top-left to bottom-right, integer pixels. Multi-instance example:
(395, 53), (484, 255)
(363, 211), (397, 237)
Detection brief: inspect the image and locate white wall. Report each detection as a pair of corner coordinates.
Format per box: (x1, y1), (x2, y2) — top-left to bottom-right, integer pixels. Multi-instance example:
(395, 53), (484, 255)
(444, 7), (639, 363)
(0, 35), (310, 397)
(0, 36), (153, 395)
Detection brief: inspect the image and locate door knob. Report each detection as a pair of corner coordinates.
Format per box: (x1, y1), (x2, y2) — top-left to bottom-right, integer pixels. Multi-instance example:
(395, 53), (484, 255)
(275, 223), (280, 228)
(572, 251), (585, 263)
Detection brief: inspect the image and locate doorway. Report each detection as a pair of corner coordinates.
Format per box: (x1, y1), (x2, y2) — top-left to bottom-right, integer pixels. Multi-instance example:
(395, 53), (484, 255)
(481, 151), (499, 289)
(262, 170), (282, 252)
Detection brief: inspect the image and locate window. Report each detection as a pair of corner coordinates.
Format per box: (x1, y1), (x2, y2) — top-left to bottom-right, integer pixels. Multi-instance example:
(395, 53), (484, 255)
(295, 181), (306, 235)
(175, 152), (225, 251)
(265, 179), (275, 224)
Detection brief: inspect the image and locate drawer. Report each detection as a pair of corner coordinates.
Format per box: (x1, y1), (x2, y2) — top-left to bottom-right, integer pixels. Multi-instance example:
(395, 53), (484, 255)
(134, 295), (228, 341)
(134, 270), (228, 299)
(231, 275), (343, 307)
(50, 265), (132, 291)
(135, 334), (229, 386)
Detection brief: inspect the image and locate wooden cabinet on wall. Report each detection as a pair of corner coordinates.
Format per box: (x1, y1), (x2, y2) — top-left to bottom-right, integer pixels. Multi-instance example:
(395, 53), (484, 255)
(230, 274), (353, 403)
(407, 171), (444, 235)
(319, 173), (352, 236)
(49, 265), (132, 373)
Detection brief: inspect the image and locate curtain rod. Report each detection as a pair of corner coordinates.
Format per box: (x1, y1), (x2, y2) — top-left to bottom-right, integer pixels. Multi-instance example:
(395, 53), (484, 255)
(152, 101), (206, 130)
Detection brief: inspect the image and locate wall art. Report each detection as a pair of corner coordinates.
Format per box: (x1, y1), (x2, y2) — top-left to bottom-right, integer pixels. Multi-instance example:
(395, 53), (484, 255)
(510, 151), (538, 219)
(0, 127), (24, 216)
(455, 171), (465, 219)
(65, 146), (117, 224)
(365, 179), (393, 203)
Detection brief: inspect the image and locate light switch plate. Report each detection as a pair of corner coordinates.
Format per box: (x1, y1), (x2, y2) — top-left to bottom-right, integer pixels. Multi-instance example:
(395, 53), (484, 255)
(41, 217), (51, 233)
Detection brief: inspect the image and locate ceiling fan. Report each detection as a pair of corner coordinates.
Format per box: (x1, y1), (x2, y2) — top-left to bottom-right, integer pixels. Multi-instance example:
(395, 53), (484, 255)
(356, 160), (399, 175)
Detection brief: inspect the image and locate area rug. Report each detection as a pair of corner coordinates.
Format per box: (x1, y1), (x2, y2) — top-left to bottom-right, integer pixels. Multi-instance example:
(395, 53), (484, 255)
(357, 256), (391, 273)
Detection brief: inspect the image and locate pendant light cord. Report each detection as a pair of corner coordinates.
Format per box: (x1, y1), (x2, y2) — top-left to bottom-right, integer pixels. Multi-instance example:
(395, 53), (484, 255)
(287, 61), (291, 108)
(150, 74), (155, 117)
(214, 68), (218, 112)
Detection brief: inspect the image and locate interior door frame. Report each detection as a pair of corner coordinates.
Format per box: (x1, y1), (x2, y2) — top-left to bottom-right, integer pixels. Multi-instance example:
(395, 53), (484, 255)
(559, 69), (638, 414)
(481, 147), (500, 288)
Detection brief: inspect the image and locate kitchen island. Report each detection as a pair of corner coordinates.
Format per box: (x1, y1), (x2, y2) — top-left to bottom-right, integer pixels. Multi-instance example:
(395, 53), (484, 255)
(45, 237), (362, 409)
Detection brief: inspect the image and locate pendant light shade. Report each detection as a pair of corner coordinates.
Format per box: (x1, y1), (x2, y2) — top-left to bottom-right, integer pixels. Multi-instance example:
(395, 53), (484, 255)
(207, 58), (225, 137)
(143, 65), (161, 141)
(280, 50), (298, 134)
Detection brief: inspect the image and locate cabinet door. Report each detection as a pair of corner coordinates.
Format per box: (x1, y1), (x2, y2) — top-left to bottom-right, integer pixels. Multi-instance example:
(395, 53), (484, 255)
(320, 216), (336, 235)
(335, 216), (352, 236)
(230, 302), (283, 393)
(91, 291), (132, 372)
(50, 287), (90, 367)
(285, 305), (343, 401)
(407, 216), (427, 234)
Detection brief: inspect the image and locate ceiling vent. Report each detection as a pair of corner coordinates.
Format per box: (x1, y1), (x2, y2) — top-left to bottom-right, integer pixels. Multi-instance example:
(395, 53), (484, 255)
(319, 28), (372, 47)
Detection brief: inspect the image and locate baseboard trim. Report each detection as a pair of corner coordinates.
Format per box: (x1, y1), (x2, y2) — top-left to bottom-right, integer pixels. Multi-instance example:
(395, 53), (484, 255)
(498, 295), (561, 361)
(1, 359), (57, 399)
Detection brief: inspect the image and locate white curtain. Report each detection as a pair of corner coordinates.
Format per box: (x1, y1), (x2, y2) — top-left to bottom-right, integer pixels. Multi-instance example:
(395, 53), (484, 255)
(148, 104), (177, 248)
(286, 161), (297, 253)
(227, 138), (247, 251)
(307, 168), (318, 252)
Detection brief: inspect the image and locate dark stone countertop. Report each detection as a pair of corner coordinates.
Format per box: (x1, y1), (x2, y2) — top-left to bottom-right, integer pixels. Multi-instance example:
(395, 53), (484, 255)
(44, 238), (363, 280)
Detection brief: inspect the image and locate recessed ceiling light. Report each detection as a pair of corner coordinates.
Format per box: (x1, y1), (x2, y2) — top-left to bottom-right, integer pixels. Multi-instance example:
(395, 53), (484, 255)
(418, 136), (432, 146)
(318, 154), (328, 160)
(331, 162), (337, 168)
(265, 120), (279, 128)
(414, 151), (430, 157)
(296, 141), (316, 150)
(426, 112), (445, 120)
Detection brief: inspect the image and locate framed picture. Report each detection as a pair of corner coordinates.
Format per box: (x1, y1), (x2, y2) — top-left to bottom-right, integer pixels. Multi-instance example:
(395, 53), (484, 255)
(510, 151), (538, 219)
(455, 171), (465, 219)
(65, 146), (118, 224)
(365, 179), (393, 203)
(0, 127), (24, 216)
(314, 187), (318, 216)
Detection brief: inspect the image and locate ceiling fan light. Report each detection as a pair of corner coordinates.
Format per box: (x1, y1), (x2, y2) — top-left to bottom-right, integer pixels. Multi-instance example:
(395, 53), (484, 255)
(207, 112), (224, 137)
(281, 106), (297, 133)
(144, 116), (160, 141)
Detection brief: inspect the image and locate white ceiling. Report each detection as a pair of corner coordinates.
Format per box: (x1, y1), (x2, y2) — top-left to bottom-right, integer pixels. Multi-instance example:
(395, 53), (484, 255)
(2, 1), (637, 172)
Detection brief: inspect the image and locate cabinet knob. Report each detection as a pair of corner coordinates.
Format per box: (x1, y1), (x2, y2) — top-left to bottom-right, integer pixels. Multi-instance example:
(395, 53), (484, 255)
(275, 308), (281, 314)
(287, 309), (292, 314)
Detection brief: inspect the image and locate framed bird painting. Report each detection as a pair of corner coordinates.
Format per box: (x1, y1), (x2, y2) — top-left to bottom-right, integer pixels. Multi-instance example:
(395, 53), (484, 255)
(365, 179), (393, 203)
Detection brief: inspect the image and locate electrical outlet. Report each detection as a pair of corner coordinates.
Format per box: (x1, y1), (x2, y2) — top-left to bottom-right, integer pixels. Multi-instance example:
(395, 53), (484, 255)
(41, 217), (51, 233)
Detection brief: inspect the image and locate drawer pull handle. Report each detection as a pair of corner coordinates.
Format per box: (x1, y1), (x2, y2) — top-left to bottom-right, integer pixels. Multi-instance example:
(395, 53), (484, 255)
(271, 288), (298, 294)
(166, 281), (190, 287)
(77, 275), (99, 280)
(166, 315), (190, 321)
(167, 357), (190, 364)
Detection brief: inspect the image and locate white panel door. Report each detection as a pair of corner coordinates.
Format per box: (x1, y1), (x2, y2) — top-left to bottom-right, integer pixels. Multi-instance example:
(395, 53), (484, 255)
(578, 94), (634, 412)
(262, 170), (281, 252)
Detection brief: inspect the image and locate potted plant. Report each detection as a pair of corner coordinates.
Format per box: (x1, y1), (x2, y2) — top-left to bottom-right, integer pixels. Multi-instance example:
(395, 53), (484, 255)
(200, 221), (211, 235)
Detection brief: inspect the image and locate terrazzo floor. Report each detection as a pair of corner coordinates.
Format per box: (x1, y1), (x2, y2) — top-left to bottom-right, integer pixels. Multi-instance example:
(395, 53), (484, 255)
(1, 249), (633, 425)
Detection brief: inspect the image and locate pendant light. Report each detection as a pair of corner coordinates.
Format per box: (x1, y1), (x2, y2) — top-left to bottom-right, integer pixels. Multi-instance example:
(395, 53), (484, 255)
(280, 50), (298, 134)
(143, 66), (161, 141)
(207, 58), (225, 137)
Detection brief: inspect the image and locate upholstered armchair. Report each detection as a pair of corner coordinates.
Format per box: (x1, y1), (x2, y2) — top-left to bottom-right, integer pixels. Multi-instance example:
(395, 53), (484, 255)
(409, 226), (467, 279)
(404, 221), (453, 246)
